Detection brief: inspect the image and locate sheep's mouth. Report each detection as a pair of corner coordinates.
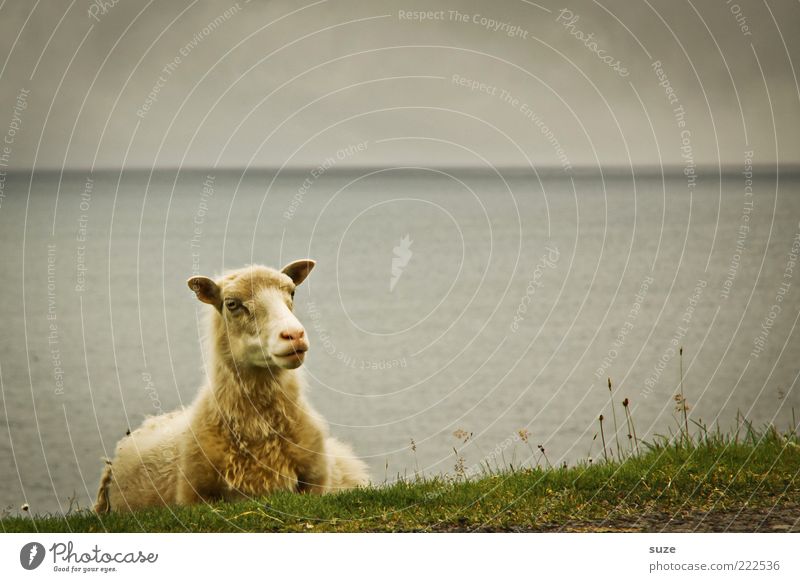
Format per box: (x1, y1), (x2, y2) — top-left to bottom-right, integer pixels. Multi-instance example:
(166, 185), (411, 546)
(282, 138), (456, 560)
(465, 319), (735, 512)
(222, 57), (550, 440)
(270, 348), (307, 369)
(271, 347), (308, 359)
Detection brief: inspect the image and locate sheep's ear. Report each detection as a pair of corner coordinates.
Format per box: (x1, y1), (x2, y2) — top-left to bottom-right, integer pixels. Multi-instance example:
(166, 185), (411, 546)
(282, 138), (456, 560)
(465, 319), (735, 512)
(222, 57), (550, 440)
(187, 276), (222, 308)
(281, 259), (315, 286)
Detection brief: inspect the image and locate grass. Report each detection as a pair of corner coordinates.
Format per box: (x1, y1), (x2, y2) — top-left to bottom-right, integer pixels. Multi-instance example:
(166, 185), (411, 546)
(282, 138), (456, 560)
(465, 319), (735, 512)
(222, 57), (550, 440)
(3, 424), (799, 533)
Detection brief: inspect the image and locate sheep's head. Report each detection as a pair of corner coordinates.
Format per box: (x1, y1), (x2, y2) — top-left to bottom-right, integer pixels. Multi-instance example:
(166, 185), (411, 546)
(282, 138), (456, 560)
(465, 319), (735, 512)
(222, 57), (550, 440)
(187, 260), (315, 370)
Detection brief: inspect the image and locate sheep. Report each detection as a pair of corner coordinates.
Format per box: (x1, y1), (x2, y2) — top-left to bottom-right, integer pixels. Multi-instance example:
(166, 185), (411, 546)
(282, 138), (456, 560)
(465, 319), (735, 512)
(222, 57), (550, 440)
(94, 260), (368, 513)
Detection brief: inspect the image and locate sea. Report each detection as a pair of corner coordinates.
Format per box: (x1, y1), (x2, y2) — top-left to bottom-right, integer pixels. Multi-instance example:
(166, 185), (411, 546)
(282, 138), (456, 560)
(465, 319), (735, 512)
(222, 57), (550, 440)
(1, 167), (798, 514)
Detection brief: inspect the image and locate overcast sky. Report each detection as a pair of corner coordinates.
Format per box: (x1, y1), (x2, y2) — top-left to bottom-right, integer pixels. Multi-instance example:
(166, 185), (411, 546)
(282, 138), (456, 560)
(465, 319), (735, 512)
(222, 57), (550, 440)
(1, 0), (798, 170)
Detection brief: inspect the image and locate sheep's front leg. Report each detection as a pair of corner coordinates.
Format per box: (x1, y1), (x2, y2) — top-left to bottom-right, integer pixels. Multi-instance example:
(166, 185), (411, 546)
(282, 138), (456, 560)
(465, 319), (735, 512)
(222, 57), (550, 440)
(295, 451), (330, 494)
(296, 469), (327, 494)
(176, 473), (205, 506)
(175, 440), (222, 506)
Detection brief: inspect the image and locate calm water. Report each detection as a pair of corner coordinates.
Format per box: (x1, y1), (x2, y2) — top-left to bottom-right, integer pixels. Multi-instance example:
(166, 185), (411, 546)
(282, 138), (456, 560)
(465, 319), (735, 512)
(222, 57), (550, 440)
(1, 168), (799, 514)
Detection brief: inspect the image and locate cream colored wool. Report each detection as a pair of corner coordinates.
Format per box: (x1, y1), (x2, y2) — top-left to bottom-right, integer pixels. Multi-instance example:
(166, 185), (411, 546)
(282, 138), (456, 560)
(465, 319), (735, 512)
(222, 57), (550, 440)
(95, 261), (368, 513)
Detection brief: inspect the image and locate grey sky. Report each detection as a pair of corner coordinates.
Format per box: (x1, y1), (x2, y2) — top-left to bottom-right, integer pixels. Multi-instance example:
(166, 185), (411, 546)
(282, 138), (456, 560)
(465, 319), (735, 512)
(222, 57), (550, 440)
(0, 0), (798, 169)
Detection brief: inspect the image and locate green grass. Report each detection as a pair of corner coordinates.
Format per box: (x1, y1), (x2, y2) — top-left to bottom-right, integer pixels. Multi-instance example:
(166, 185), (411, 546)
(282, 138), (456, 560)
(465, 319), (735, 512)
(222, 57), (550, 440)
(3, 426), (799, 532)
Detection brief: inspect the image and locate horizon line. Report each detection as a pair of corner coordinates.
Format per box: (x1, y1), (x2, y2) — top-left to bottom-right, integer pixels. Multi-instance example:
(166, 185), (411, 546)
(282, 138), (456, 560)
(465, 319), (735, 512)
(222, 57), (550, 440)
(3, 162), (798, 176)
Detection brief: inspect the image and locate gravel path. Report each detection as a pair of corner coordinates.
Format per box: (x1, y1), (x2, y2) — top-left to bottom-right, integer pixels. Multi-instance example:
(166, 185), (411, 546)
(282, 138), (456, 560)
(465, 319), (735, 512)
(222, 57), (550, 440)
(552, 504), (800, 532)
(432, 502), (800, 532)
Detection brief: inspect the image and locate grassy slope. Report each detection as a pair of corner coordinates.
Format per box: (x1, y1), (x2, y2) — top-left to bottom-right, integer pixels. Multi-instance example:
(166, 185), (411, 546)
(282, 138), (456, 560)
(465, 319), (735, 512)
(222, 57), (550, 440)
(3, 430), (799, 533)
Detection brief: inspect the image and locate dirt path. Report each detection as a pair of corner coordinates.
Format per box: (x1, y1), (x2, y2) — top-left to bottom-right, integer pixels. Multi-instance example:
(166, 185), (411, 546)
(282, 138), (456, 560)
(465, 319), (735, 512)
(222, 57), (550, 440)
(532, 503), (800, 532)
(432, 502), (800, 532)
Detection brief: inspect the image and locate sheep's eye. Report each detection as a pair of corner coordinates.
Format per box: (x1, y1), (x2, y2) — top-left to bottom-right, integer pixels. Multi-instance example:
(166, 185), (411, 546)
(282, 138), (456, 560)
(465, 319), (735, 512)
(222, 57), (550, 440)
(290, 290), (295, 299)
(224, 298), (241, 312)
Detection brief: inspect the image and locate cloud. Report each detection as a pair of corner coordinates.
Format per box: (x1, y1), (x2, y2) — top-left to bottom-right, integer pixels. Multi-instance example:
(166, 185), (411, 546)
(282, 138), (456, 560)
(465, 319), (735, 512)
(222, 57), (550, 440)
(0, 0), (798, 169)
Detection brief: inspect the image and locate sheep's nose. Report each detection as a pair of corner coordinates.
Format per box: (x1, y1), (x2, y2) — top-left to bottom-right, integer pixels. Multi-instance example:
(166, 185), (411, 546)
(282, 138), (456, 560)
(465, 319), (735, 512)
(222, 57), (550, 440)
(280, 327), (305, 341)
